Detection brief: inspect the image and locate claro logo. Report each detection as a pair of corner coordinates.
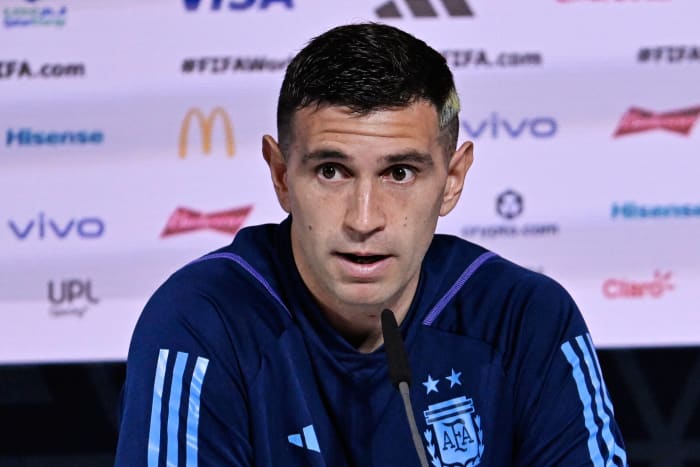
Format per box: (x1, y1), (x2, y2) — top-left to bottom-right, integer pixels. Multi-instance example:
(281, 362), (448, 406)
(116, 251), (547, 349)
(179, 107), (235, 158)
(603, 271), (674, 299)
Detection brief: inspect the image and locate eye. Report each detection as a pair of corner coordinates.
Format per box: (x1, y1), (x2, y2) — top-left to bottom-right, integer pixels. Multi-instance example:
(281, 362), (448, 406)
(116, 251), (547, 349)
(317, 164), (346, 181)
(387, 166), (416, 183)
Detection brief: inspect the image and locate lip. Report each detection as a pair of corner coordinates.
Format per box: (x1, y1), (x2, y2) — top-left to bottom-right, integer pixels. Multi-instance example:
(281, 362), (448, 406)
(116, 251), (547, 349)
(332, 252), (393, 280)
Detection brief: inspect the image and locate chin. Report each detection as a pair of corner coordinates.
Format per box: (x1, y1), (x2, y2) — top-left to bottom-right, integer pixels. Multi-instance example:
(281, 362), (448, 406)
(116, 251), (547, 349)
(335, 285), (395, 310)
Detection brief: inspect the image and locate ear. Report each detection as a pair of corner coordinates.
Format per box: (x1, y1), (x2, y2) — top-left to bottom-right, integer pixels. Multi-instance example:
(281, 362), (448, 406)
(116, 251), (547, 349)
(440, 141), (473, 216)
(262, 135), (291, 213)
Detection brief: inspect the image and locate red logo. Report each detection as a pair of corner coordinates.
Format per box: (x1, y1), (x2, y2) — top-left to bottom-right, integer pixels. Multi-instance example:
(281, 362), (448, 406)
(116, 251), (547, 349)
(161, 206), (253, 238)
(613, 106), (700, 137)
(602, 271), (674, 299)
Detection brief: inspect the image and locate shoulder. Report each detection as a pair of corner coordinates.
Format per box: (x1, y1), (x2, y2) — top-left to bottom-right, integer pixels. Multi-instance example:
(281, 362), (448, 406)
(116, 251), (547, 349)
(131, 222), (292, 360)
(425, 234), (587, 357)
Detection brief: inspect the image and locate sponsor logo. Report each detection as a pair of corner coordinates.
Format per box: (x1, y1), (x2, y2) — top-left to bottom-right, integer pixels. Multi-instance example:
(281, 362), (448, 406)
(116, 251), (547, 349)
(8, 213), (105, 241)
(421, 369), (485, 466)
(558, 0), (669, 3)
(183, 0), (292, 11)
(3, 0), (67, 28)
(0, 60), (85, 79)
(287, 425), (321, 453)
(461, 189), (560, 238)
(161, 206), (252, 237)
(638, 46), (700, 64)
(377, 0), (473, 18)
(181, 56), (291, 74)
(603, 271), (674, 299)
(461, 113), (558, 139)
(496, 189), (523, 219)
(611, 202), (700, 219)
(179, 107), (235, 158)
(443, 50), (542, 69)
(47, 279), (99, 317)
(5, 128), (104, 147)
(613, 106), (700, 137)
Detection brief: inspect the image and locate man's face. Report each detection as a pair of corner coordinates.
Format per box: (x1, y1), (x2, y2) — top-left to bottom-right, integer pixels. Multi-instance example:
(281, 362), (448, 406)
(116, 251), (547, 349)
(263, 101), (472, 322)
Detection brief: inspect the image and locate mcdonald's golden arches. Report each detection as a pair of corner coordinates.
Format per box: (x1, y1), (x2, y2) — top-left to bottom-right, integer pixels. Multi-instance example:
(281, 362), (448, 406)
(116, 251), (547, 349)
(179, 107), (235, 158)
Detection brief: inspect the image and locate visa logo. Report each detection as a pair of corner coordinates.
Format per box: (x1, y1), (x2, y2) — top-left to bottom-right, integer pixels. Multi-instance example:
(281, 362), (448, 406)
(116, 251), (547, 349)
(183, 0), (292, 10)
(461, 113), (558, 139)
(8, 213), (105, 240)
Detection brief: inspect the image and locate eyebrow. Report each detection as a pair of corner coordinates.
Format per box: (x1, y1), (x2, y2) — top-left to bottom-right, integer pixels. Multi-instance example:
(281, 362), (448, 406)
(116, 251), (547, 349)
(301, 150), (348, 164)
(301, 149), (434, 167)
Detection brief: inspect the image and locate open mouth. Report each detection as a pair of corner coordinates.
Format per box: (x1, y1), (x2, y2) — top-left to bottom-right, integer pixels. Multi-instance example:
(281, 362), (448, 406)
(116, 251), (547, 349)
(338, 253), (388, 264)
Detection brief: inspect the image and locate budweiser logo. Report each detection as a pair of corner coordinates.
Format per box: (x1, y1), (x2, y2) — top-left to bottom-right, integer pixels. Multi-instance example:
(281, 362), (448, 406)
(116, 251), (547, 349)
(603, 270), (674, 299)
(613, 106), (700, 137)
(161, 206), (252, 237)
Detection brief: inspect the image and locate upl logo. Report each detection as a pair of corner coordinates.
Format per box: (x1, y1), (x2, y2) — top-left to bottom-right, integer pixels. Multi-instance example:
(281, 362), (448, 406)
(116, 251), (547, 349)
(183, 0), (292, 11)
(461, 113), (558, 139)
(376, 0), (473, 18)
(48, 279), (99, 317)
(179, 107), (235, 158)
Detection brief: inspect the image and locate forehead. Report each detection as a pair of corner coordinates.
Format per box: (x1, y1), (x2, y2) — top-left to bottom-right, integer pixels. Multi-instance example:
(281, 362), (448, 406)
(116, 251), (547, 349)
(288, 101), (441, 158)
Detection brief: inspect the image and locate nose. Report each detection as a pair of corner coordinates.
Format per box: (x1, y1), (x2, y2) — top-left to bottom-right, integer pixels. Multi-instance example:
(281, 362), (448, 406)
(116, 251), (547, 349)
(343, 178), (386, 240)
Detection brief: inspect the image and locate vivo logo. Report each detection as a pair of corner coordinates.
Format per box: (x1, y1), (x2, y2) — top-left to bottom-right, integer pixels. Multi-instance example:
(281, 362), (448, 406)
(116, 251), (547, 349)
(8, 213), (105, 240)
(461, 113), (558, 139)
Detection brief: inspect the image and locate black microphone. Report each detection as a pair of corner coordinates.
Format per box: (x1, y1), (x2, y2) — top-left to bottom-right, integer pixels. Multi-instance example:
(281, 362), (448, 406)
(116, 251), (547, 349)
(381, 309), (429, 467)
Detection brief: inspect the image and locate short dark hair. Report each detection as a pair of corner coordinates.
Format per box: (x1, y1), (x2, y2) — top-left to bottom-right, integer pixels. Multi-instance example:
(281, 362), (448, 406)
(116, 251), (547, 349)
(277, 22), (460, 157)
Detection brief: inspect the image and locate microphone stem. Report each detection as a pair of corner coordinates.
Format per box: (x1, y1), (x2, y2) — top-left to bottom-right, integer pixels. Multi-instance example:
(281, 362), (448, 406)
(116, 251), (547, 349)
(398, 381), (430, 467)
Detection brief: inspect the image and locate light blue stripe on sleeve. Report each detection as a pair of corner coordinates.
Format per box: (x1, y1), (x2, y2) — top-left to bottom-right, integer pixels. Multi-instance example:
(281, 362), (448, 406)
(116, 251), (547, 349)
(167, 352), (189, 467)
(148, 349), (170, 467)
(186, 357), (210, 467)
(577, 335), (616, 466)
(584, 334), (628, 466)
(562, 341), (604, 467)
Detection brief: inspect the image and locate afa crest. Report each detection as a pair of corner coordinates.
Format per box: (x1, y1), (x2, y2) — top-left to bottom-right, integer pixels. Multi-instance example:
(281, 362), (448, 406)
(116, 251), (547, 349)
(421, 370), (484, 467)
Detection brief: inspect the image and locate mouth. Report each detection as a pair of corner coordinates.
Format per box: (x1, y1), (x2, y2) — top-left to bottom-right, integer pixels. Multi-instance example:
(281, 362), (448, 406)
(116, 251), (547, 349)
(336, 253), (390, 265)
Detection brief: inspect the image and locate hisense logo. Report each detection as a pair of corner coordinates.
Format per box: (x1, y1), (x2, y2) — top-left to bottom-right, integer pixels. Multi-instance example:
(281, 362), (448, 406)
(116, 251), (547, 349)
(376, 0), (474, 18)
(6, 128), (103, 146)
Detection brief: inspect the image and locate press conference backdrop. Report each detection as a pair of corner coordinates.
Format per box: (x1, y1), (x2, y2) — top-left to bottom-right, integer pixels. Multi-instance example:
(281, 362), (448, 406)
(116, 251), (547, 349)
(1, 0), (698, 363)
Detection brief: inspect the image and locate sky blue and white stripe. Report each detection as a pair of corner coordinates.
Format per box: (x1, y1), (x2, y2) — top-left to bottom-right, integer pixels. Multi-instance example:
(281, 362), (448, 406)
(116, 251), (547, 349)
(147, 349), (210, 467)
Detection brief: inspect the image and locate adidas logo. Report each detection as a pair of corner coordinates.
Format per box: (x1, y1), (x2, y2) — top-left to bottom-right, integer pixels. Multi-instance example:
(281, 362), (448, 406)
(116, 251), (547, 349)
(288, 424), (320, 453)
(376, 0), (474, 18)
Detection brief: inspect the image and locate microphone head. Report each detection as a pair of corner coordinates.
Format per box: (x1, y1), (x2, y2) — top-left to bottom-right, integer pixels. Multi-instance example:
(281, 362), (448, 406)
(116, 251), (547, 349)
(381, 309), (412, 388)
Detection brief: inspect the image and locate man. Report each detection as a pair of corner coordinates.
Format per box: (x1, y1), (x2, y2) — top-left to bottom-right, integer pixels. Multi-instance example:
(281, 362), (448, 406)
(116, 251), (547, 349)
(116, 23), (627, 466)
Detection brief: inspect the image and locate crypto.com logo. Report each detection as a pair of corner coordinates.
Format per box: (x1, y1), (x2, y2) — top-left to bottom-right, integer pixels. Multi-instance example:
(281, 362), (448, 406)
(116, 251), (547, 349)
(603, 271), (674, 299)
(613, 106), (700, 137)
(376, 0), (473, 18)
(161, 206), (252, 237)
(496, 189), (524, 220)
(179, 107), (235, 158)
